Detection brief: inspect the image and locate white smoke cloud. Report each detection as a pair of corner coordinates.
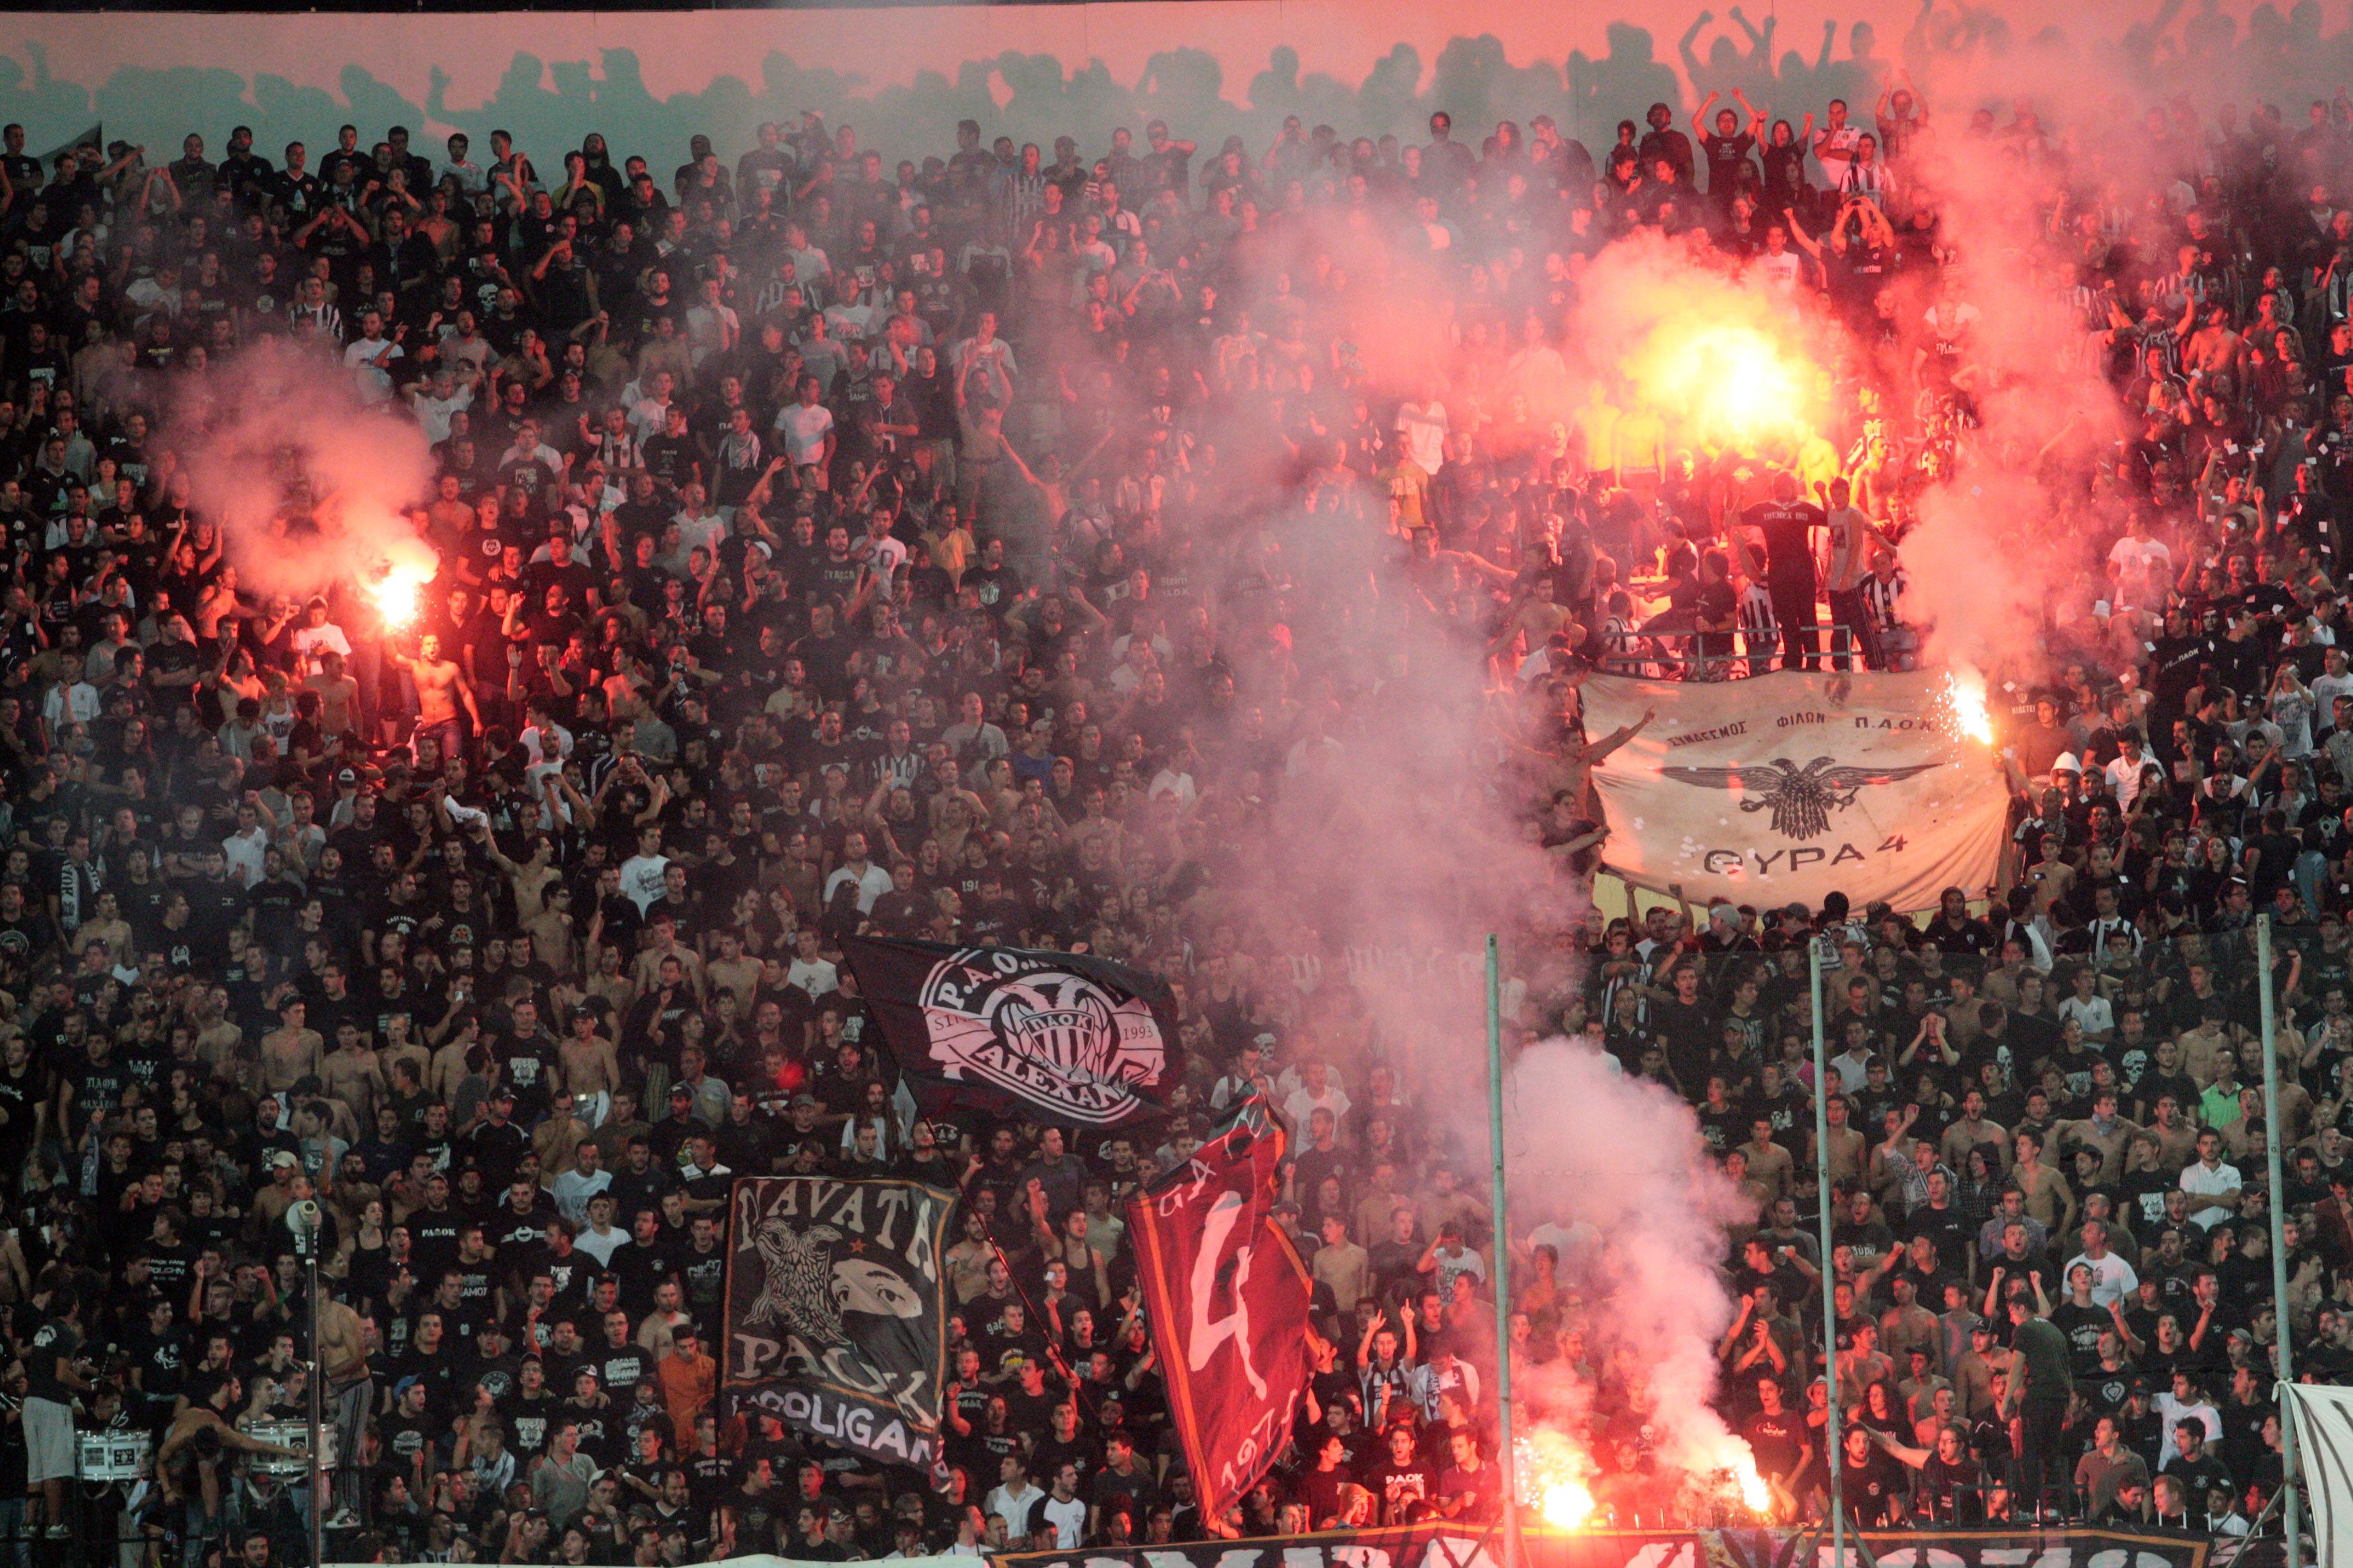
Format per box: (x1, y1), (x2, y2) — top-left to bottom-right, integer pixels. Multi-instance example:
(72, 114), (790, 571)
(163, 337), (440, 609)
(1503, 1037), (1756, 1484)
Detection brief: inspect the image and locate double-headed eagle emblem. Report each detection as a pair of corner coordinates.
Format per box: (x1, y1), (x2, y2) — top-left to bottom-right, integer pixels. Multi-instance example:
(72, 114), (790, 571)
(744, 1217), (925, 1352)
(1660, 755), (1939, 841)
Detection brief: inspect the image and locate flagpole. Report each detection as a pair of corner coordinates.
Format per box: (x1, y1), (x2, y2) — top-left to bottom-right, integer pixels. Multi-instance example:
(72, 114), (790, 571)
(1810, 935), (1844, 1568)
(2256, 915), (2303, 1568)
(1486, 934), (1524, 1567)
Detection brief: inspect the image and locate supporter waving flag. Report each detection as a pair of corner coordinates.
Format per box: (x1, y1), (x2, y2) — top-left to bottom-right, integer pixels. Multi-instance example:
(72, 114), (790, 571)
(841, 936), (1185, 1126)
(1127, 1096), (1316, 1525)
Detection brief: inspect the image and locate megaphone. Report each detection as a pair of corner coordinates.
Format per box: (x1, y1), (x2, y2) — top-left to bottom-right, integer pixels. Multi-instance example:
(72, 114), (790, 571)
(288, 1198), (321, 1257)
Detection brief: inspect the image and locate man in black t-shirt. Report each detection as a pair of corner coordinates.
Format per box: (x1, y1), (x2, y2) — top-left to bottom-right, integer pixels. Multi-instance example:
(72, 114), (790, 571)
(1741, 1376), (1808, 1495)
(1740, 473), (1827, 671)
(1835, 1424), (1909, 1526)
(1362, 1421), (1437, 1524)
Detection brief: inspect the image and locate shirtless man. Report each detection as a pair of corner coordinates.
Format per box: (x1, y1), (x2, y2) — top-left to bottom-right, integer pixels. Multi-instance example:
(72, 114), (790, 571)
(378, 1012), (432, 1094)
(475, 819), (561, 925)
(304, 649), (361, 737)
(704, 929), (761, 1005)
(2181, 302), (2248, 393)
(430, 1012), (482, 1106)
(1486, 573), (1579, 671)
(258, 995), (323, 1094)
(317, 1286), (372, 1506)
(321, 1022), (387, 1130)
(559, 1006), (623, 1122)
(391, 631), (483, 766)
(158, 1370), (302, 1522)
(193, 984), (245, 1081)
(1519, 701), (1658, 813)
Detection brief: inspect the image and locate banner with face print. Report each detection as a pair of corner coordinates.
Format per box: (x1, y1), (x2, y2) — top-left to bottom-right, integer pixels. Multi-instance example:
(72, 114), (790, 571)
(842, 937), (1184, 1126)
(721, 1176), (956, 1467)
(1583, 670), (2009, 915)
(1125, 1096), (1314, 1524)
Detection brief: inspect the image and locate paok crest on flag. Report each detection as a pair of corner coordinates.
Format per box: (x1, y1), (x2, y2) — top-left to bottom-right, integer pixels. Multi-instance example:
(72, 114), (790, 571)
(841, 936), (1184, 1126)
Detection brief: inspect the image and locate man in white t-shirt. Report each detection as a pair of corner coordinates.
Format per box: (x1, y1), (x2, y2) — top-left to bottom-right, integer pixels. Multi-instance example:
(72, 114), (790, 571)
(617, 823), (671, 913)
(342, 310), (404, 401)
(773, 375), (836, 477)
(2313, 645), (2353, 719)
(2178, 1130), (2242, 1229)
(2106, 515), (2173, 609)
(785, 927), (838, 999)
(1039, 1465), (1086, 1549)
(823, 831), (893, 913)
(1812, 100), (1864, 193)
(2060, 1220), (2140, 1306)
(287, 600), (352, 677)
(405, 363), (477, 444)
(1396, 386), (1449, 477)
(2104, 734), (2157, 810)
(221, 802), (271, 889)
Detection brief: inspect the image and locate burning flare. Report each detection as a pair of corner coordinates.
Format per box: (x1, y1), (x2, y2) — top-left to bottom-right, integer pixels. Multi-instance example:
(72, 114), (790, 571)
(1718, 1448), (1773, 1516)
(1516, 1430), (1599, 1530)
(1538, 1476), (1596, 1530)
(1628, 319), (1815, 446)
(368, 544), (438, 632)
(1941, 667), (1994, 745)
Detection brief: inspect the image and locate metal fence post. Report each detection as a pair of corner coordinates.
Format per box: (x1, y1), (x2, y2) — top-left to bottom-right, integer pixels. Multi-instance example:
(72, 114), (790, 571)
(2256, 915), (2303, 1567)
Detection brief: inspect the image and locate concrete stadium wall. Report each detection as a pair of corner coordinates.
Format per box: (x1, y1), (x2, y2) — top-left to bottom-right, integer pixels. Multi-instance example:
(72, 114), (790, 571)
(0, 1), (2350, 174)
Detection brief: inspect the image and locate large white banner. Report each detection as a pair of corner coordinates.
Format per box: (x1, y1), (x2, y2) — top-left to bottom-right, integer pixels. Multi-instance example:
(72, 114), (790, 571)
(1583, 671), (2007, 914)
(2284, 1383), (2353, 1568)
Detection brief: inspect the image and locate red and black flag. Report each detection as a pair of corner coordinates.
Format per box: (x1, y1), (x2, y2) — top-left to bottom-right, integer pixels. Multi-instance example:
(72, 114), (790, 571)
(1126, 1096), (1316, 1524)
(841, 937), (1184, 1127)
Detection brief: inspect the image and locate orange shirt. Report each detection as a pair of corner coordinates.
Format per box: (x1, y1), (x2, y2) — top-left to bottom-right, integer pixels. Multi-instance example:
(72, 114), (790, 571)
(657, 1350), (717, 1446)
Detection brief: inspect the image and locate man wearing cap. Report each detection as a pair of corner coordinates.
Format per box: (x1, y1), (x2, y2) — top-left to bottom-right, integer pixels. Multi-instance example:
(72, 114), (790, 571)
(469, 1087), (532, 1185)
(377, 1373), (440, 1492)
(1698, 901), (1759, 954)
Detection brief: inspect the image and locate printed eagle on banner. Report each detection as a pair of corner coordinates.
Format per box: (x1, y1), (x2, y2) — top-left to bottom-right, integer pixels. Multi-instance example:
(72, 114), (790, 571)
(1659, 755), (1940, 841)
(744, 1218), (926, 1352)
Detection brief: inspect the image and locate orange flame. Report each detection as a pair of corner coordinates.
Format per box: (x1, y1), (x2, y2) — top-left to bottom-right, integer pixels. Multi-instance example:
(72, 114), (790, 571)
(1517, 1430), (1600, 1530)
(1943, 667), (1994, 745)
(1626, 319), (1815, 446)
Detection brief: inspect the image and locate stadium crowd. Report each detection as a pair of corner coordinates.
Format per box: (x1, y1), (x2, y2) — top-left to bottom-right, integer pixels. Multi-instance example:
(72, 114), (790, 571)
(0, 61), (2340, 1568)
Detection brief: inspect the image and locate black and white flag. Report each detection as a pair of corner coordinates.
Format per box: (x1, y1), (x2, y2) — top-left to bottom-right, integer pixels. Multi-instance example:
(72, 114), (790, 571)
(722, 1175), (956, 1467)
(842, 937), (1184, 1126)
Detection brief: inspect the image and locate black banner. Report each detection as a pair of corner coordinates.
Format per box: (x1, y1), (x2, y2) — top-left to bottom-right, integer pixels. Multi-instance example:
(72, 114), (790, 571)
(994, 1524), (2212, 1568)
(721, 1175), (956, 1468)
(842, 937), (1184, 1126)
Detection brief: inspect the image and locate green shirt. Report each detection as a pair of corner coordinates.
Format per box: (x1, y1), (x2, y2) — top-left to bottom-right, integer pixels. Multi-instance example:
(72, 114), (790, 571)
(2198, 1081), (2245, 1130)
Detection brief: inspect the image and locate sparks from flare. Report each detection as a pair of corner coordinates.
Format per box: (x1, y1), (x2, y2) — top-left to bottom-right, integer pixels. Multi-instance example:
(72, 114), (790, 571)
(1940, 668), (1994, 745)
(1515, 1430), (1599, 1529)
(1715, 1447), (1774, 1516)
(368, 552), (436, 632)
